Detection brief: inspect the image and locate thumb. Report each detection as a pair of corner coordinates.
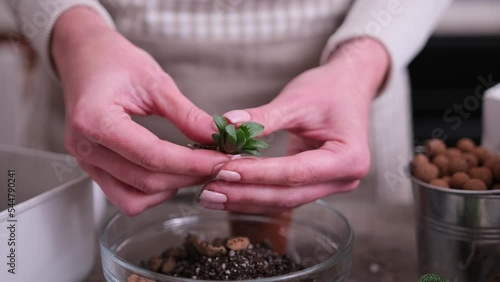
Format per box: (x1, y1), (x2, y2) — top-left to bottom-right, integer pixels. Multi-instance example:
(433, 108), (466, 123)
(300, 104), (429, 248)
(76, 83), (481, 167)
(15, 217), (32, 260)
(222, 103), (291, 136)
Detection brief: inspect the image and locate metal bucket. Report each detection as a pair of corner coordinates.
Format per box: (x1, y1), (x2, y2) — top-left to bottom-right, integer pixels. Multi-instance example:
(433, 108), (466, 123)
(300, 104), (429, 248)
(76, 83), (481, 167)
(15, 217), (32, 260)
(411, 177), (500, 282)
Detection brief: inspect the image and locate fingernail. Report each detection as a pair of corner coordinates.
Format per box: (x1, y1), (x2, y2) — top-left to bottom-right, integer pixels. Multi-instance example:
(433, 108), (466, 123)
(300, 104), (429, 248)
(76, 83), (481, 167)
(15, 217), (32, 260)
(199, 190), (227, 204)
(212, 163), (224, 175)
(229, 154), (242, 160)
(223, 110), (251, 124)
(199, 200), (225, 210)
(217, 170), (241, 181)
(211, 122), (218, 132)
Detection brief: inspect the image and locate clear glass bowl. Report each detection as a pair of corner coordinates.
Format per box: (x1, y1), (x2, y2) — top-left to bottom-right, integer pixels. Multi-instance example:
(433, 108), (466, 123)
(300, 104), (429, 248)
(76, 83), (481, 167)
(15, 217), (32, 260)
(100, 199), (353, 282)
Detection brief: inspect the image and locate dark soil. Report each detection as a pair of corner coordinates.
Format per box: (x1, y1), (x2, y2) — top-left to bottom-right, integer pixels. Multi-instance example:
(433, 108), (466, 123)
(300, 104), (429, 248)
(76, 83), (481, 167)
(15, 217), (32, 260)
(138, 234), (303, 280)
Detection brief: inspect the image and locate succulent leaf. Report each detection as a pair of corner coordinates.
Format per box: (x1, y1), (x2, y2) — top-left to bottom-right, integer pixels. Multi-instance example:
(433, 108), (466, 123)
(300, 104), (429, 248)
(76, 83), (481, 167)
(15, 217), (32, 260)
(243, 139), (269, 150)
(418, 274), (448, 282)
(224, 138), (237, 154)
(225, 124), (237, 144)
(214, 115), (228, 133)
(212, 133), (221, 146)
(235, 130), (247, 151)
(239, 122), (264, 138)
(241, 149), (260, 156)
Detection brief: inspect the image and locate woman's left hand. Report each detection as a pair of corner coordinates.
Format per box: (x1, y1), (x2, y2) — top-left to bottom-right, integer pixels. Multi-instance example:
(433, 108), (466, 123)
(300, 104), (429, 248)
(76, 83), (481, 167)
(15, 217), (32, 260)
(199, 37), (390, 214)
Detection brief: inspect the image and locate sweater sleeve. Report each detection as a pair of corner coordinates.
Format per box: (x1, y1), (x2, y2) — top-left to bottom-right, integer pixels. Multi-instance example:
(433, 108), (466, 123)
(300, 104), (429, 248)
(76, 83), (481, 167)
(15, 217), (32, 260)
(5, 0), (115, 78)
(320, 0), (452, 69)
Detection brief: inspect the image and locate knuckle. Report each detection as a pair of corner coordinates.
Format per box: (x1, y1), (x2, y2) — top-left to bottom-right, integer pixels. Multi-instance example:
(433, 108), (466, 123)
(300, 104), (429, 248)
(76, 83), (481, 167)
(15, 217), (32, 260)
(71, 110), (101, 143)
(138, 149), (163, 171)
(184, 161), (203, 175)
(71, 109), (91, 134)
(185, 105), (202, 123)
(285, 165), (315, 187)
(133, 173), (161, 194)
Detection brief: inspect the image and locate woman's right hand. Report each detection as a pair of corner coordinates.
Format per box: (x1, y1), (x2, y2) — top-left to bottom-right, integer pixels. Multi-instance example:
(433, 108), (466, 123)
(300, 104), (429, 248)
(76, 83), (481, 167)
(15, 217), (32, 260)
(52, 7), (229, 215)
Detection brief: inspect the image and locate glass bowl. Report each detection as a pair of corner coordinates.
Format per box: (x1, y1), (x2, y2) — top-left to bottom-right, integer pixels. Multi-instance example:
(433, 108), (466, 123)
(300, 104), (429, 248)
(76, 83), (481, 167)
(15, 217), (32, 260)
(100, 199), (353, 282)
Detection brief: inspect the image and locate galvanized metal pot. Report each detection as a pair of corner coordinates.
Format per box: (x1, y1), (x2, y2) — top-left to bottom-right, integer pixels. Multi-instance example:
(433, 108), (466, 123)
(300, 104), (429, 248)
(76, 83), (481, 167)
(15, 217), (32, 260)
(411, 177), (500, 282)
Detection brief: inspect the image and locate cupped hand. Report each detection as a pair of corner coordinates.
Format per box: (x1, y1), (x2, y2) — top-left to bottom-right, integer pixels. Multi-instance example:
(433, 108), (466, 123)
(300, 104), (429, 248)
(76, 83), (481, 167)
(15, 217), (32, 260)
(52, 8), (229, 215)
(199, 38), (390, 214)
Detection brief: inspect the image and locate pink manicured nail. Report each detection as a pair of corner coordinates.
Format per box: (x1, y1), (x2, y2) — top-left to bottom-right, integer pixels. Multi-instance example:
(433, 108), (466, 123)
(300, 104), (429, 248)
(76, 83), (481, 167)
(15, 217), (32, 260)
(199, 190), (227, 204)
(212, 163), (224, 174)
(199, 200), (225, 210)
(229, 154), (242, 160)
(216, 170), (241, 181)
(223, 110), (251, 124)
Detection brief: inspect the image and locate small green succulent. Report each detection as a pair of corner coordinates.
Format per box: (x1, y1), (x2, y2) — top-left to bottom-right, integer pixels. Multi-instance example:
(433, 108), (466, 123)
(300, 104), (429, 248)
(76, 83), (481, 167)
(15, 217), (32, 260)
(418, 274), (448, 282)
(188, 115), (269, 155)
(211, 115), (269, 156)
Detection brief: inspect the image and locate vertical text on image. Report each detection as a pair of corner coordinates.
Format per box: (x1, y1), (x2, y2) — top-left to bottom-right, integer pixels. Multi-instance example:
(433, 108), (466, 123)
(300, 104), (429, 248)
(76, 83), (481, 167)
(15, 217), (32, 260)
(6, 170), (17, 275)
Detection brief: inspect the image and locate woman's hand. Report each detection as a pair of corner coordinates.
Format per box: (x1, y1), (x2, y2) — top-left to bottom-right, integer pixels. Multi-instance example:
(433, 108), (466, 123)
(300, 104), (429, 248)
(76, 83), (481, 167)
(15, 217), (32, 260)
(199, 38), (390, 214)
(52, 7), (229, 215)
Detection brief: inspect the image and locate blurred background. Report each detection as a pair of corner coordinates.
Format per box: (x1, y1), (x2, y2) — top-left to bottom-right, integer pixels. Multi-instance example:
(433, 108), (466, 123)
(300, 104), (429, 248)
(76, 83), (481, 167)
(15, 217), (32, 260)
(1, 0), (500, 150)
(409, 0), (500, 146)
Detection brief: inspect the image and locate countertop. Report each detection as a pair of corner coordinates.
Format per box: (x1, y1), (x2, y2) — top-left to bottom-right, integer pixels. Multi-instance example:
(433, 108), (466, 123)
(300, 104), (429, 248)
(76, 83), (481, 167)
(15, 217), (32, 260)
(85, 189), (418, 282)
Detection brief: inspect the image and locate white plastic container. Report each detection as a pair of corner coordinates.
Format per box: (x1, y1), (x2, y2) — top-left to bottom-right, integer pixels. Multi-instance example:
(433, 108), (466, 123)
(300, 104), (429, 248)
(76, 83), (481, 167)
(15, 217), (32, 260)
(0, 144), (102, 282)
(482, 83), (500, 154)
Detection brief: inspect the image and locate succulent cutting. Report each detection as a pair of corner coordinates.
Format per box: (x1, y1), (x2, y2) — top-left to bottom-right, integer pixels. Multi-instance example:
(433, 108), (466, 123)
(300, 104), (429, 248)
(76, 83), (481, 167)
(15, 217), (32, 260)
(211, 114), (269, 156)
(188, 115), (269, 156)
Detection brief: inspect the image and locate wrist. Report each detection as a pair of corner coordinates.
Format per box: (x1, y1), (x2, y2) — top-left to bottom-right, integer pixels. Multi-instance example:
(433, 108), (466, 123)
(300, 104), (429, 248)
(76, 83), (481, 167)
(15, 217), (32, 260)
(325, 37), (390, 94)
(51, 7), (115, 75)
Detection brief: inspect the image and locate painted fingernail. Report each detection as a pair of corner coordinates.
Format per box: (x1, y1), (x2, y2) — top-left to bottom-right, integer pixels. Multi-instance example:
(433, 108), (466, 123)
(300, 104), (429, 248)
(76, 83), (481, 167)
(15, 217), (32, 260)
(223, 110), (251, 124)
(199, 200), (225, 210)
(212, 163), (225, 175)
(229, 154), (242, 160)
(216, 170), (241, 181)
(199, 190), (227, 204)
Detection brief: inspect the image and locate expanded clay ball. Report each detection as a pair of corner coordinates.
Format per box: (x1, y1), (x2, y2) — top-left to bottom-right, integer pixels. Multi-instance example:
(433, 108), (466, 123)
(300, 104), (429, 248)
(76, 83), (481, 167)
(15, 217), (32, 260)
(442, 176), (451, 183)
(449, 172), (470, 189)
(456, 138), (475, 152)
(411, 154), (429, 167)
(462, 153), (478, 168)
(468, 167), (493, 187)
(429, 178), (449, 188)
(448, 156), (469, 174)
(484, 157), (499, 171)
(445, 148), (462, 159)
(413, 162), (439, 183)
(425, 139), (446, 157)
(473, 146), (492, 165)
(431, 154), (449, 177)
(463, 178), (487, 191)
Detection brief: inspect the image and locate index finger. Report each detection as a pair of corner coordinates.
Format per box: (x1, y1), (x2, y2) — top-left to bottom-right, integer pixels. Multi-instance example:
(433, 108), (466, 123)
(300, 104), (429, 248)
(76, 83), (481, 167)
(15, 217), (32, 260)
(82, 113), (228, 176)
(214, 144), (370, 186)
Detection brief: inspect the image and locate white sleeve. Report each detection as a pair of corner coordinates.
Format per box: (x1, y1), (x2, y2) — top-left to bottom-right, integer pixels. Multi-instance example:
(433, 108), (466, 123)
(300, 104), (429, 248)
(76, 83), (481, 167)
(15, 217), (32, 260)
(320, 0), (453, 69)
(5, 0), (115, 78)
